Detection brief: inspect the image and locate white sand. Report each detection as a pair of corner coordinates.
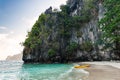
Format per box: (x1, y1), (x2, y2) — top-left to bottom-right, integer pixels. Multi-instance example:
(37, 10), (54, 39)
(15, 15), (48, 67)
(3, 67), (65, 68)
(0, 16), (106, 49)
(82, 61), (120, 69)
(80, 61), (120, 80)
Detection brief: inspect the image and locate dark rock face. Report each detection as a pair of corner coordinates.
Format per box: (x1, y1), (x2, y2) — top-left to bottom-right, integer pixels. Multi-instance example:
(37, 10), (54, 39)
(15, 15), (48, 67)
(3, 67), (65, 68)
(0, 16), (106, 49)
(22, 0), (119, 63)
(45, 6), (52, 14)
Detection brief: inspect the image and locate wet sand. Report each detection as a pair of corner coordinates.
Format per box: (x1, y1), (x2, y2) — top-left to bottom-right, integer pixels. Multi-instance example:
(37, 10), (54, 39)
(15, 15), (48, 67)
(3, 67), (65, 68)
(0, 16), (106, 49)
(84, 64), (120, 80)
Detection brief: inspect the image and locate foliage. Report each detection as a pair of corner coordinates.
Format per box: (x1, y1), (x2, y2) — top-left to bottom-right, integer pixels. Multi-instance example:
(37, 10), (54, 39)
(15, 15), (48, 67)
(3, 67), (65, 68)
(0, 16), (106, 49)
(23, 36), (42, 49)
(30, 22), (40, 37)
(48, 41), (59, 51)
(77, 31), (82, 37)
(57, 4), (92, 39)
(80, 41), (93, 52)
(84, 0), (97, 10)
(23, 14), (48, 48)
(48, 49), (56, 56)
(66, 42), (78, 53)
(99, 0), (120, 55)
(38, 13), (47, 24)
(60, 5), (70, 15)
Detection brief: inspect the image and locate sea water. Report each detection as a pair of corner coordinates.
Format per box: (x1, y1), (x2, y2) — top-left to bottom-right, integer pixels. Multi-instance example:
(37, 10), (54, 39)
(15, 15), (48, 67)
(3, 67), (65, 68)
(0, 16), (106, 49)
(0, 61), (89, 80)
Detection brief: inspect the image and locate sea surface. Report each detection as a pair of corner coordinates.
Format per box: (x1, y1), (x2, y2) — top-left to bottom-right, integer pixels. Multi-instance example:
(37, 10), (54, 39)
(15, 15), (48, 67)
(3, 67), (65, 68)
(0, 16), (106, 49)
(0, 61), (89, 80)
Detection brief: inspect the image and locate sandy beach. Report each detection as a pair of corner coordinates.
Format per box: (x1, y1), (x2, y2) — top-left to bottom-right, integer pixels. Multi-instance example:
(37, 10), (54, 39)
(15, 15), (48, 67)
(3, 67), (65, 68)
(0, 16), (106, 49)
(81, 62), (120, 80)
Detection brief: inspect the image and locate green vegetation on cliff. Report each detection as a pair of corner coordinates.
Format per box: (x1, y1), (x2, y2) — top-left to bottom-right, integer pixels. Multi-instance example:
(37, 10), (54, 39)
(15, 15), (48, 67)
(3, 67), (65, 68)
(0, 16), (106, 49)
(23, 1), (94, 50)
(80, 41), (93, 52)
(99, 0), (120, 57)
(23, 0), (120, 63)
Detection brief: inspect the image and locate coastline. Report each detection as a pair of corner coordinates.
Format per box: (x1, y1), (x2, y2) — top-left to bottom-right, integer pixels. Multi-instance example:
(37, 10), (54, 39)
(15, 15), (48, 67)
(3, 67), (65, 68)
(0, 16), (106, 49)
(80, 62), (120, 80)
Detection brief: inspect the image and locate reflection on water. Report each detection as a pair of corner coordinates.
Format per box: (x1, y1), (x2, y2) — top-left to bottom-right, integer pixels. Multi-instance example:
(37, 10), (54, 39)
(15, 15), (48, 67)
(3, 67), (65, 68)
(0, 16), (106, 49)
(0, 61), (89, 80)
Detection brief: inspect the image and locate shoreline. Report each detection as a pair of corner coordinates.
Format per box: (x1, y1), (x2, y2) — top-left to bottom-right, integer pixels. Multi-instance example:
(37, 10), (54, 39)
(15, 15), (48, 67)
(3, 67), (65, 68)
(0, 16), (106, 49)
(80, 62), (120, 80)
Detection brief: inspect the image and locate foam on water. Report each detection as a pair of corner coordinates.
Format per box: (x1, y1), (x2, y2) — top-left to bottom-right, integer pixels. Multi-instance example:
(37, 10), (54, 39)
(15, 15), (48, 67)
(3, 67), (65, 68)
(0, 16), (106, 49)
(0, 61), (89, 80)
(58, 67), (89, 80)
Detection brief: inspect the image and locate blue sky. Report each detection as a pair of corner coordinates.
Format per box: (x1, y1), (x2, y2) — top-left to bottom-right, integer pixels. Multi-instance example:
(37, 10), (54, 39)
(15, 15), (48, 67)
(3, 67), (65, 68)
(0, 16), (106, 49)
(0, 0), (67, 60)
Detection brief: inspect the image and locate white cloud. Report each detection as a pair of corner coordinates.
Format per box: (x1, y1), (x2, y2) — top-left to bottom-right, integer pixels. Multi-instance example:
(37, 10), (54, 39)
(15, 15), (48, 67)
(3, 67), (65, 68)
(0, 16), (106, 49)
(0, 26), (7, 30)
(0, 34), (8, 40)
(0, 17), (37, 60)
(0, 31), (25, 60)
(10, 31), (14, 34)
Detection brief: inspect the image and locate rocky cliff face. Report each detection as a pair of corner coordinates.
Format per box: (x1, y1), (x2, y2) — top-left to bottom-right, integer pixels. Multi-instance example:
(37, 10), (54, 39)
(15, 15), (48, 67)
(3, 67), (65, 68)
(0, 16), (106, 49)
(22, 0), (119, 63)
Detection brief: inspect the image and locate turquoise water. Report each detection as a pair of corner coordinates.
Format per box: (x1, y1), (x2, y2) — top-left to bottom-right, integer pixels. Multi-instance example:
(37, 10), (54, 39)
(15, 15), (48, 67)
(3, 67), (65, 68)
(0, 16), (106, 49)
(0, 61), (89, 80)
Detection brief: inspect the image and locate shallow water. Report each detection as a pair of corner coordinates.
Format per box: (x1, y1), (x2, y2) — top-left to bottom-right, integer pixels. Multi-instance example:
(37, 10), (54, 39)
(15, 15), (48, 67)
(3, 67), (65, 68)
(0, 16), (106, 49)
(0, 61), (89, 80)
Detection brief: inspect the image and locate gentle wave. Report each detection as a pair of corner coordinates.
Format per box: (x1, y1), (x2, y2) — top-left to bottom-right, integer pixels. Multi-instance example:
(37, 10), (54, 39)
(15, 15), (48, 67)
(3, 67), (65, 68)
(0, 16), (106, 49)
(58, 67), (89, 80)
(0, 61), (89, 80)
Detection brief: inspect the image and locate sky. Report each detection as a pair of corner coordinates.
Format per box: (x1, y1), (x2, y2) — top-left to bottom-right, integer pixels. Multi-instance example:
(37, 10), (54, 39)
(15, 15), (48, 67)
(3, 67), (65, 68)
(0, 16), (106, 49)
(0, 0), (67, 60)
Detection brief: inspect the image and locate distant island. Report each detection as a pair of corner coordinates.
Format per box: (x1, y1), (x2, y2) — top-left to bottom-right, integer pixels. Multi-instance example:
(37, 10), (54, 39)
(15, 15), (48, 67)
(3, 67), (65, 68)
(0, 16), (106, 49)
(6, 53), (22, 61)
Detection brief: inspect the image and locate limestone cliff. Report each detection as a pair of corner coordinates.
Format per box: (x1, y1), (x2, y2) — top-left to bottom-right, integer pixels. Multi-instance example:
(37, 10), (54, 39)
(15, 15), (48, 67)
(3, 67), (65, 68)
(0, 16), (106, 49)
(22, 0), (119, 63)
